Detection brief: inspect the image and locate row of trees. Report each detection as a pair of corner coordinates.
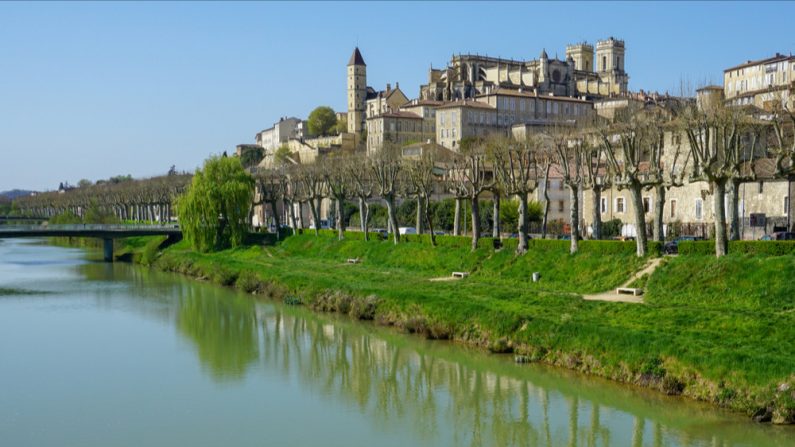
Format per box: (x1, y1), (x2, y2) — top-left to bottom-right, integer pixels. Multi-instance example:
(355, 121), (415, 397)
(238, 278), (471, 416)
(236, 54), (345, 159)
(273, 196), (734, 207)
(13, 172), (191, 223)
(252, 99), (795, 258)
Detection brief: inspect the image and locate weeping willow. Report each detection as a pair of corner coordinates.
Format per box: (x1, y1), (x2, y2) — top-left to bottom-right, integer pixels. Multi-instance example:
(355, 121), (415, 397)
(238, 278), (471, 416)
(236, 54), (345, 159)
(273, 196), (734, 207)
(176, 156), (254, 252)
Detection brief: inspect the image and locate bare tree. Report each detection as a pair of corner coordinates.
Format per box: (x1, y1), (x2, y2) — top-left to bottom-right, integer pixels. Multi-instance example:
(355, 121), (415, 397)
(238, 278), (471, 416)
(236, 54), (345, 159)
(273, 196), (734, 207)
(450, 139), (494, 250)
(547, 124), (583, 254)
(346, 154), (374, 240)
(371, 144), (402, 244)
(491, 136), (540, 253)
(323, 155), (351, 240)
(680, 102), (757, 256)
(298, 163), (326, 236)
(404, 147), (440, 245)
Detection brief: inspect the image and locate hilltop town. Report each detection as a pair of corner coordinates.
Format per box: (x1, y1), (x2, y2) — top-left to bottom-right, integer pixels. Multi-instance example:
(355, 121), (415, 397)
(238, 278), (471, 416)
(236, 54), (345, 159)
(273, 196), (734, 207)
(237, 40), (795, 242)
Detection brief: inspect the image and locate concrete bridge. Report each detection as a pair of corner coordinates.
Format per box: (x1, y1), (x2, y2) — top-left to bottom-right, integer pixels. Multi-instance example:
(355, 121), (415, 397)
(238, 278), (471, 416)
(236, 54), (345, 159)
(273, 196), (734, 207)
(0, 224), (182, 261)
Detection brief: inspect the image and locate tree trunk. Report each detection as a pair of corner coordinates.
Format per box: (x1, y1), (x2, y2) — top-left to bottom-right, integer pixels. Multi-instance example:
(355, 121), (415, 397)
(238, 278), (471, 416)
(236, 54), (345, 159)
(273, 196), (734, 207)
(298, 201), (306, 229)
(308, 199), (320, 236)
(358, 197), (369, 241)
(541, 164), (551, 239)
(416, 196), (424, 234)
(713, 180), (729, 257)
(591, 187), (602, 240)
(569, 185), (580, 254)
(288, 200), (298, 235)
(385, 196), (400, 245)
(270, 200), (281, 239)
(653, 185), (665, 242)
(453, 198), (461, 236)
(728, 179), (741, 241)
(492, 193), (501, 239)
(629, 183), (648, 257)
(517, 193), (529, 253)
(424, 197), (437, 246)
(470, 196), (481, 251)
(335, 198), (344, 240)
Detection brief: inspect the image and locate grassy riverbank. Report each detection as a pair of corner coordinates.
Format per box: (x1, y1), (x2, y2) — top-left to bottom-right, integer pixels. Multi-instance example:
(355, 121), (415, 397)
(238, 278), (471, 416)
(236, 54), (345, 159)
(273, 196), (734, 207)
(119, 232), (795, 424)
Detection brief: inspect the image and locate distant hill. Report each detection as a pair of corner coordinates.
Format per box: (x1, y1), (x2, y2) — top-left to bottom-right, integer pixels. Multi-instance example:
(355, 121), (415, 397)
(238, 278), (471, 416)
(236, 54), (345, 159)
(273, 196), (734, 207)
(0, 190), (36, 200)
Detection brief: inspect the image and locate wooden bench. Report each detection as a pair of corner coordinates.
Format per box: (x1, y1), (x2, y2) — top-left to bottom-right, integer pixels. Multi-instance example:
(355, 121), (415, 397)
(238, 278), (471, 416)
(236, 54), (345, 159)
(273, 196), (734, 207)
(616, 287), (644, 296)
(346, 258), (360, 264)
(451, 271), (470, 279)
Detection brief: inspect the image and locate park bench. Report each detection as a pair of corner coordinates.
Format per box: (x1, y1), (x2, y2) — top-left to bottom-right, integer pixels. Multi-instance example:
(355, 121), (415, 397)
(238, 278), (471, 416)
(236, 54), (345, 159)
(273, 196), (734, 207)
(451, 271), (469, 279)
(616, 287), (644, 296)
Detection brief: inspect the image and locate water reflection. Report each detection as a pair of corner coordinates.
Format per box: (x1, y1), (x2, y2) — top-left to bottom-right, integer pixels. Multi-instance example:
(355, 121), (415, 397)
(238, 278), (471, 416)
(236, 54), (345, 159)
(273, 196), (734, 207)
(154, 277), (789, 447)
(3, 239), (789, 447)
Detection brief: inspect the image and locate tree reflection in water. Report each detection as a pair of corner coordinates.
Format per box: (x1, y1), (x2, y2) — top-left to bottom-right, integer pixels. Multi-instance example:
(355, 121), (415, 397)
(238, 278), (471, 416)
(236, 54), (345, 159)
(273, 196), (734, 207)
(128, 273), (785, 447)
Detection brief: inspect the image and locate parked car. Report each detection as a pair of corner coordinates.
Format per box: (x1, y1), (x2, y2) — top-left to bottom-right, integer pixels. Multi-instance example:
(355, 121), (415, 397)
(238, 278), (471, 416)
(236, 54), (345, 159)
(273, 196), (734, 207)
(309, 219), (330, 230)
(663, 236), (703, 254)
(373, 228), (389, 239)
(398, 227), (417, 235)
(762, 232), (795, 241)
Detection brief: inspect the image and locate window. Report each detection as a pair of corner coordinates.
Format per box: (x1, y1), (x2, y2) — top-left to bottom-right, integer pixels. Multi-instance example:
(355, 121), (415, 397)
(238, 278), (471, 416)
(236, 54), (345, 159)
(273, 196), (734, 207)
(643, 197), (651, 213)
(695, 199), (703, 220)
(616, 197), (625, 213)
(602, 56), (607, 71)
(758, 181), (764, 194)
(600, 197), (607, 214)
(670, 199), (677, 218)
(558, 200), (564, 213)
(785, 196), (790, 215)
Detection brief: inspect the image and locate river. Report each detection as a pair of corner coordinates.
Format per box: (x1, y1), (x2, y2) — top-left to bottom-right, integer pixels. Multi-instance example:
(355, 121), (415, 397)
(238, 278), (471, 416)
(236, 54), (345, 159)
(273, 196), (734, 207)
(0, 239), (792, 446)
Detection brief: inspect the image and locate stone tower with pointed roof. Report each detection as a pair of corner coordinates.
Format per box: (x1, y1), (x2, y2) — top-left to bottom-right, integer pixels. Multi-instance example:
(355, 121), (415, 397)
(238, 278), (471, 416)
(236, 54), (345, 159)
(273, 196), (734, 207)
(347, 47), (367, 134)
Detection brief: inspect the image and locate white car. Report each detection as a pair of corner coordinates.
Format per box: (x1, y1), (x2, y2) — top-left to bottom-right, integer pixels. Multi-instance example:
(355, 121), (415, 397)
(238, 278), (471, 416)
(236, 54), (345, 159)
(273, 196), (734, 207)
(398, 227), (417, 235)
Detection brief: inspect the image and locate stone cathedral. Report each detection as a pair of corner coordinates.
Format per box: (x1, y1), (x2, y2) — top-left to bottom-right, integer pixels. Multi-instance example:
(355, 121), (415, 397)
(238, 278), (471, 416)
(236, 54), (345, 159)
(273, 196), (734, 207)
(419, 37), (629, 101)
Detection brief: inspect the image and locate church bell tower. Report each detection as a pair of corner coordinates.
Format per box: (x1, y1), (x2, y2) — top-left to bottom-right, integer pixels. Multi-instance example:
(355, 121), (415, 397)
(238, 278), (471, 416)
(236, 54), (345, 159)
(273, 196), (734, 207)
(347, 47), (367, 134)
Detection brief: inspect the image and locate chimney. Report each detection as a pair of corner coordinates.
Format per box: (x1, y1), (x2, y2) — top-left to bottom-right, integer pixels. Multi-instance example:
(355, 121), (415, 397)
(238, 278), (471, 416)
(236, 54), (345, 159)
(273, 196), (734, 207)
(395, 82), (399, 89)
(386, 83), (391, 92)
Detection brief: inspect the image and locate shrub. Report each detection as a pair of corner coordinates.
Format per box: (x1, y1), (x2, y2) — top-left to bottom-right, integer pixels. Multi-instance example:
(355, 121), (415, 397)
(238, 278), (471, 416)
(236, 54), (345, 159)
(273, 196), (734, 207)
(679, 240), (795, 256)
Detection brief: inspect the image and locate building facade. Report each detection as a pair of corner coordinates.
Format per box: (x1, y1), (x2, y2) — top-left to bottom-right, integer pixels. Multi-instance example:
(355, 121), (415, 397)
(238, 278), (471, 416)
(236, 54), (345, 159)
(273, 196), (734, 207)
(724, 53), (795, 109)
(347, 47), (367, 134)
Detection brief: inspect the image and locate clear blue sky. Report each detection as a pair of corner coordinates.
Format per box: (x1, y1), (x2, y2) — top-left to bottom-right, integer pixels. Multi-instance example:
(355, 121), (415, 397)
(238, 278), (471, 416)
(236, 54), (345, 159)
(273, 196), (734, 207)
(2, 1), (794, 191)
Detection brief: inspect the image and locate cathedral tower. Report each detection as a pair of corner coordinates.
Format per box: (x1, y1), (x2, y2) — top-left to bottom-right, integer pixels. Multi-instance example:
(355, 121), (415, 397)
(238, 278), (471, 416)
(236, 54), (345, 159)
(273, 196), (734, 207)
(347, 47), (367, 134)
(566, 43), (594, 72)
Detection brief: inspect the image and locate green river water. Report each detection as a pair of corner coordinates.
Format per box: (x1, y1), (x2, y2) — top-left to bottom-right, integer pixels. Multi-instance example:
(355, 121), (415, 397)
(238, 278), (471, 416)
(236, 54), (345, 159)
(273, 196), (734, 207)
(0, 239), (792, 446)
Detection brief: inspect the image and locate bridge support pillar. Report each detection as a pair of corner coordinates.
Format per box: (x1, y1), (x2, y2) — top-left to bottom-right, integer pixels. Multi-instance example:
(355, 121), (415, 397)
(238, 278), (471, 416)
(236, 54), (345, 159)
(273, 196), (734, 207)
(103, 238), (114, 262)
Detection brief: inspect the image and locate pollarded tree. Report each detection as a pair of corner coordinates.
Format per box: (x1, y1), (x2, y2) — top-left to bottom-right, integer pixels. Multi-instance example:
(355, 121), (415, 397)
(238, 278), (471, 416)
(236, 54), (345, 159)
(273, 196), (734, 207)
(253, 167), (287, 237)
(491, 135), (540, 253)
(403, 146), (441, 245)
(546, 123), (584, 254)
(297, 163), (326, 236)
(176, 155), (254, 252)
(345, 154), (374, 240)
(680, 102), (758, 257)
(449, 139), (494, 250)
(323, 154), (351, 240)
(370, 144), (402, 244)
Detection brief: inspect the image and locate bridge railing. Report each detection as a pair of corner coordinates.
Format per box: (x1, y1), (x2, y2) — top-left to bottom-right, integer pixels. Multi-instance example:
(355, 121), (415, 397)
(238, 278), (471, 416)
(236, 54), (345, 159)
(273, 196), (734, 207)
(0, 224), (180, 232)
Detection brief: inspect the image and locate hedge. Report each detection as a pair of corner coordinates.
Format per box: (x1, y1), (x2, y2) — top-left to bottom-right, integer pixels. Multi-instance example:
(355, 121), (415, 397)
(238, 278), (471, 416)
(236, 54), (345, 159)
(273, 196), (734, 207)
(680, 240), (795, 256)
(267, 229), (661, 256)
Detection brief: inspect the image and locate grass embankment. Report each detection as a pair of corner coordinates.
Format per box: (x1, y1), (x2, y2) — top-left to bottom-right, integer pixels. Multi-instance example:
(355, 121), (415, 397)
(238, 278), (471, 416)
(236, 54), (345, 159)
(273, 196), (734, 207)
(118, 233), (795, 424)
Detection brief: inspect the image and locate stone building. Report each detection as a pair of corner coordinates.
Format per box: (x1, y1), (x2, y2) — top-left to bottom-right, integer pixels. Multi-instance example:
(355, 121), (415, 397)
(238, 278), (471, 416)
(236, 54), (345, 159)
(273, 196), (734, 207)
(419, 37), (628, 102)
(256, 117), (303, 152)
(724, 53), (795, 109)
(366, 111), (430, 154)
(435, 99), (501, 150)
